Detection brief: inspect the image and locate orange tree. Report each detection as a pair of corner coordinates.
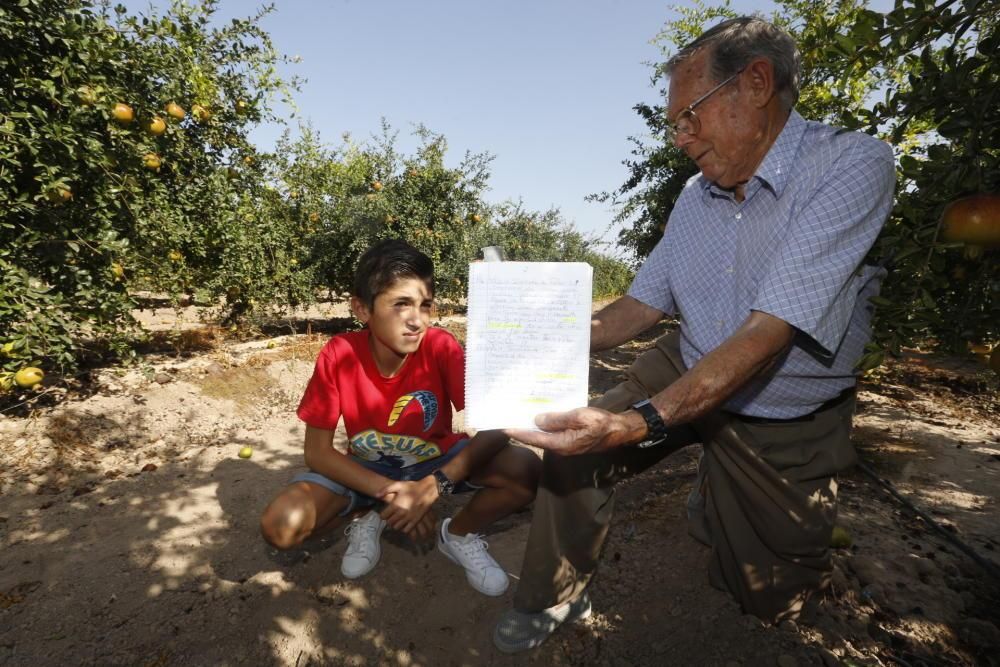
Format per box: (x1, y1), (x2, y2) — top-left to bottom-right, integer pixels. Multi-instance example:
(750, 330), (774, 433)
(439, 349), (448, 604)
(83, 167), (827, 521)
(597, 0), (998, 364)
(472, 202), (633, 298)
(266, 123), (632, 308)
(0, 0), (296, 378)
(829, 0), (999, 359)
(269, 124), (494, 304)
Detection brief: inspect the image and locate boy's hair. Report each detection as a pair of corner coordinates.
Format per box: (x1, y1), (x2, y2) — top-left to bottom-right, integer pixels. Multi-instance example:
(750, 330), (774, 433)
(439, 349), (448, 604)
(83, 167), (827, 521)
(352, 239), (435, 308)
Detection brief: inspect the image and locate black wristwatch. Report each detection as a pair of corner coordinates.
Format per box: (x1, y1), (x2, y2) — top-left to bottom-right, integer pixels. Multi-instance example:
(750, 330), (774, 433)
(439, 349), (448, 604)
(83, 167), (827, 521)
(630, 398), (668, 449)
(433, 469), (456, 495)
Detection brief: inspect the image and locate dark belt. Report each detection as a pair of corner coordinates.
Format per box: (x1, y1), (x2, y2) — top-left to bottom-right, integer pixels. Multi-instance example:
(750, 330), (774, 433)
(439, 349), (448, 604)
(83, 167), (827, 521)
(732, 387), (856, 425)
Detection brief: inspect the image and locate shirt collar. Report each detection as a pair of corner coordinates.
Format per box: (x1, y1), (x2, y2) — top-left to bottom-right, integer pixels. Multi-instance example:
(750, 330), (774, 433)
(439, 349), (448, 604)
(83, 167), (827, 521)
(699, 109), (807, 199)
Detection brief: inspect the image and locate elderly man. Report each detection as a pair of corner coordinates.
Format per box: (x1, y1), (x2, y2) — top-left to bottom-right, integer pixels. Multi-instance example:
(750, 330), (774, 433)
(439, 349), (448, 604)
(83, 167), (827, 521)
(493, 16), (895, 653)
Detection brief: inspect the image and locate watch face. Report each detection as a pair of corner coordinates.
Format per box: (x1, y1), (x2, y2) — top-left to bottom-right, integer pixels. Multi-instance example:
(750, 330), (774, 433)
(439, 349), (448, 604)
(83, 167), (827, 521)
(434, 470), (452, 494)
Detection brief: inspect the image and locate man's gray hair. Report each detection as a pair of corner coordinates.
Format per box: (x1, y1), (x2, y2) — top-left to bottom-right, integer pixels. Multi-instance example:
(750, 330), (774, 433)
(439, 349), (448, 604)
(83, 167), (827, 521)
(665, 16), (801, 111)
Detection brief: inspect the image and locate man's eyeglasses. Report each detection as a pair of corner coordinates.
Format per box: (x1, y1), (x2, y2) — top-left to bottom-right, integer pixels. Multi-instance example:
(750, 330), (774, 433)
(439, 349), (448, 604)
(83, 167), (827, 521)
(665, 67), (745, 142)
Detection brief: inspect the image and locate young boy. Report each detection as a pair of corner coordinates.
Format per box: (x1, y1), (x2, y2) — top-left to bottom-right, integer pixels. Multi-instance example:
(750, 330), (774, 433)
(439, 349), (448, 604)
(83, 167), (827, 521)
(260, 238), (541, 596)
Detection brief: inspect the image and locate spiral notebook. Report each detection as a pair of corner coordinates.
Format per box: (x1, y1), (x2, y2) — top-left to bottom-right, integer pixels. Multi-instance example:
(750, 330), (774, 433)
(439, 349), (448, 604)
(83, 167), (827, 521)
(464, 262), (592, 431)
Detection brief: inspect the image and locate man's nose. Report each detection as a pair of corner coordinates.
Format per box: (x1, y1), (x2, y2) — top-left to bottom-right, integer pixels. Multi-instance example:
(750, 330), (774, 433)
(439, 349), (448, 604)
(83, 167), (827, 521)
(673, 131), (695, 151)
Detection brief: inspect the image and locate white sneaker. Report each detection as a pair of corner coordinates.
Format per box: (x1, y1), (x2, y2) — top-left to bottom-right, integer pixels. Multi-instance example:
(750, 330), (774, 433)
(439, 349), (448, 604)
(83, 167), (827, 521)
(437, 517), (509, 596)
(341, 511), (386, 579)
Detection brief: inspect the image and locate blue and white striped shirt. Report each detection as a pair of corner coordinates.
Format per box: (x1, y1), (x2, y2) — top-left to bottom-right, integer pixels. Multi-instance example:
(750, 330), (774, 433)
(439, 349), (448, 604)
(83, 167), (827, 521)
(629, 110), (896, 418)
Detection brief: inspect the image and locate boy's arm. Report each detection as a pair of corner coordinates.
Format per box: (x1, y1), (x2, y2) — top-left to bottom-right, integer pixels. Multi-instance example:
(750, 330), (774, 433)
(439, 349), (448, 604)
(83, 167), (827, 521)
(303, 425), (392, 498)
(437, 429), (508, 483)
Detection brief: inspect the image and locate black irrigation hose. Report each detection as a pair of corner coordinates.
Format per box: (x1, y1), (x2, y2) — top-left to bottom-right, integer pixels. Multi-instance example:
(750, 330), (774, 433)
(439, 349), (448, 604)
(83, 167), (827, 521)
(856, 460), (1000, 582)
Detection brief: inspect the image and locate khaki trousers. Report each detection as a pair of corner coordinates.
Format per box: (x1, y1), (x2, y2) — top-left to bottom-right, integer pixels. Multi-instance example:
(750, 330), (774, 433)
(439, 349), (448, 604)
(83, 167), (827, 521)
(513, 330), (857, 623)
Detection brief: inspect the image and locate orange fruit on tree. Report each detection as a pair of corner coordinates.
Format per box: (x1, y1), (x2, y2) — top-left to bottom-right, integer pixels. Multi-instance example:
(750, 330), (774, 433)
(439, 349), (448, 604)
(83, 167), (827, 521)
(235, 99), (249, 114)
(372, 181), (383, 192)
(941, 193), (1000, 248)
(168, 250), (183, 262)
(309, 212), (320, 223)
(46, 186), (72, 204)
(111, 262), (125, 280)
(191, 104), (211, 122)
(144, 153), (161, 170)
(111, 103), (134, 124)
(471, 213), (482, 223)
(146, 116), (166, 136)
(165, 101), (186, 120)
(76, 85), (97, 106)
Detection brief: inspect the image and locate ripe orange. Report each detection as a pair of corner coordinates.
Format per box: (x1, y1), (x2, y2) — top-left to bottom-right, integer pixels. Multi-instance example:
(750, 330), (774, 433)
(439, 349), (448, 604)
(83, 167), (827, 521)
(192, 104), (211, 122)
(372, 181), (383, 192)
(235, 99), (249, 114)
(941, 193), (1000, 248)
(165, 102), (186, 120)
(144, 153), (162, 170)
(471, 214), (482, 223)
(147, 116), (166, 136)
(46, 186), (73, 204)
(168, 250), (183, 262)
(111, 103), (134, 124)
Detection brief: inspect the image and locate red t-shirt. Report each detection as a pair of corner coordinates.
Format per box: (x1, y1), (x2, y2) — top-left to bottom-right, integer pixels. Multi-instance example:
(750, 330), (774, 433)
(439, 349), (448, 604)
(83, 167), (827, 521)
(297, 327), (469, 467)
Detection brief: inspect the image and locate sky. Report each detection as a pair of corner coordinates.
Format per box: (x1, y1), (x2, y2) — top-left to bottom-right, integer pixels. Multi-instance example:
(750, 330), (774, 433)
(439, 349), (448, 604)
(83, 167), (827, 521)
(122, 0), (779, 250)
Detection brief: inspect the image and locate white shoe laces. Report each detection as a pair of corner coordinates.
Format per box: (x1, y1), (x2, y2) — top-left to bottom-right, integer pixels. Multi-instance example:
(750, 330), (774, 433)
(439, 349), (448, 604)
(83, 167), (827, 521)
(344, 514), (380, 558)
(451, 533), (493, 569)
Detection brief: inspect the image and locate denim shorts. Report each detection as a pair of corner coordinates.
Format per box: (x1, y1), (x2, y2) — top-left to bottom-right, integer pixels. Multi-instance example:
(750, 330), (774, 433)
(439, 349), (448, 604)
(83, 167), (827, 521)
(290, 438), (482, 516)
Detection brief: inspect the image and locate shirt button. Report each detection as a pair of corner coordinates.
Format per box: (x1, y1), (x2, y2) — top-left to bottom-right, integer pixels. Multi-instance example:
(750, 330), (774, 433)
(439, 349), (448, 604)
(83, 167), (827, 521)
(734, 212), (742, 220)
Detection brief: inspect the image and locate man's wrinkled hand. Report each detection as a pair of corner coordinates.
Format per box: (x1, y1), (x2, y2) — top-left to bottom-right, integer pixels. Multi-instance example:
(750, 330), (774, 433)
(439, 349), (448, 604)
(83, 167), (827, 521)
(504, 407), (639, 456)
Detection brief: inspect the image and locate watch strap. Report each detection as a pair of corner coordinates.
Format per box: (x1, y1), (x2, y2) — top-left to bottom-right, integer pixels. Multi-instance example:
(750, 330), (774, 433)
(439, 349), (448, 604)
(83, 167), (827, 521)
(631, 398), (668, 448)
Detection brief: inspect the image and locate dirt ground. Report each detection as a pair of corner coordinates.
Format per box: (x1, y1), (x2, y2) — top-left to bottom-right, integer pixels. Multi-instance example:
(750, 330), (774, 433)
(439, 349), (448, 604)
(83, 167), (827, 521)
(1, 302), (999, 667)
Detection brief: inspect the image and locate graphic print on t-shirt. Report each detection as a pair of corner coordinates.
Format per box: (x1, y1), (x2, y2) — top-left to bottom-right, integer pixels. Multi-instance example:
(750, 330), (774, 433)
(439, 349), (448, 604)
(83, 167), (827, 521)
(387, 390), (439, 430)
(349, 389), (443, 467)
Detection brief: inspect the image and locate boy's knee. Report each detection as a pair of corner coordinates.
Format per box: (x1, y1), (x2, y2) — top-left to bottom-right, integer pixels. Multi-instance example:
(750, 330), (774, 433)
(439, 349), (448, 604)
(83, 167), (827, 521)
(260, 503), (306, 550)
(513, 452), (542, 504)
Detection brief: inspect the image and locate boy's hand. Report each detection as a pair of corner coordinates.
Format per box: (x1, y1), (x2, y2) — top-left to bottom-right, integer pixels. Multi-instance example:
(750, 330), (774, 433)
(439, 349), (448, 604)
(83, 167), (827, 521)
(404, 509), (438, 544)
(376, 477), (439, 534)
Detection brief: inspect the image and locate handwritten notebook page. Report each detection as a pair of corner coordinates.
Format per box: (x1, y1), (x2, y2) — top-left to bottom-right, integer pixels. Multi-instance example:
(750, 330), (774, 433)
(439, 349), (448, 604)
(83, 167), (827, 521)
(465, 262), (592, 430)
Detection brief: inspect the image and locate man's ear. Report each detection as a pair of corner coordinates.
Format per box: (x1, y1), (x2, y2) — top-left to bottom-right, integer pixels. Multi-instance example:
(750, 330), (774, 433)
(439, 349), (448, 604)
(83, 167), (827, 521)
(350, 295), (371, 324)
(745, 57), (776, 109)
